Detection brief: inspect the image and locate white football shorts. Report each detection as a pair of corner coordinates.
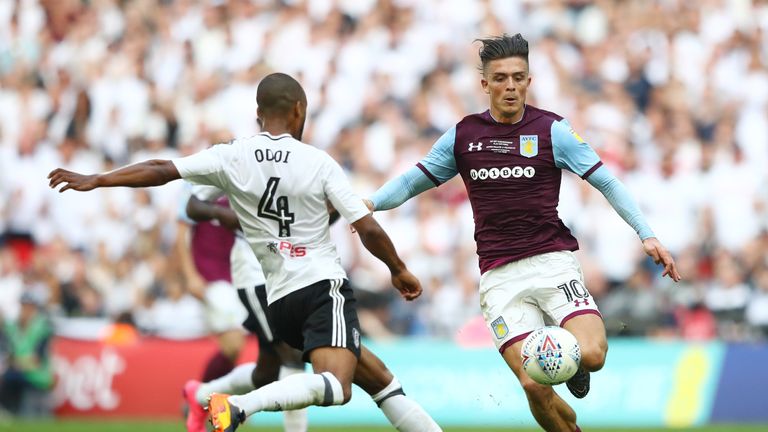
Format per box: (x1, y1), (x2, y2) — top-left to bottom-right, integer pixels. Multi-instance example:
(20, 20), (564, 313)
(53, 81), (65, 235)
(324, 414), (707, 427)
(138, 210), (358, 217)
(205, 280), (248, 333)
(479, 251), (601, 354)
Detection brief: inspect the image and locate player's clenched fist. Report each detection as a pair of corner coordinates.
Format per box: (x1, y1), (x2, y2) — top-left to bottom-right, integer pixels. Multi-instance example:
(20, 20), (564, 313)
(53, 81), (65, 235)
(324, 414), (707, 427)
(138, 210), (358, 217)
(391, 269), (422, 301)
(48, 168), (99, 192)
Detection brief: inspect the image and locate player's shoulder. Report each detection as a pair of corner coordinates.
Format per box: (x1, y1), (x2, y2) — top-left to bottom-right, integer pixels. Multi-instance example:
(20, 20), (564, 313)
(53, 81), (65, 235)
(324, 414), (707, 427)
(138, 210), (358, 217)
(457, 110), (491, 126)
(525, 105), (565, 124)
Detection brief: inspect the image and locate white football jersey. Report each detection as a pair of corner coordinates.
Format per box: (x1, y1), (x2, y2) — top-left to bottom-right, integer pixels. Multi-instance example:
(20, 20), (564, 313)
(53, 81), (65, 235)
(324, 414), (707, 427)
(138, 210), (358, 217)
(190, 184), (266, 288)
(173, 132), (369, 304)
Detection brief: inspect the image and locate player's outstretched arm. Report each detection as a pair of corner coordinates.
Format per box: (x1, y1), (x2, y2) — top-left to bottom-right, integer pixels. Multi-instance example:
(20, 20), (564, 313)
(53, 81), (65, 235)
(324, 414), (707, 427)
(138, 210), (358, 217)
(551, 120), (681, 282)
(48, 160), (180, 192)
(585, 166), (681, 282)
(368, 165), (443, 212)
(186, 195), (241, 231)
(369, 127), (458, 212)
(351, 214), (422, 301)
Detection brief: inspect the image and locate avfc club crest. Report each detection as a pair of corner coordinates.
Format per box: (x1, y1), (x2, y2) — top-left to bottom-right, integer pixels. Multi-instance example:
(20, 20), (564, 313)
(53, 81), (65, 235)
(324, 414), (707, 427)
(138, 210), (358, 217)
(520, 135), (538, 158)
(491, 316), (509, 339)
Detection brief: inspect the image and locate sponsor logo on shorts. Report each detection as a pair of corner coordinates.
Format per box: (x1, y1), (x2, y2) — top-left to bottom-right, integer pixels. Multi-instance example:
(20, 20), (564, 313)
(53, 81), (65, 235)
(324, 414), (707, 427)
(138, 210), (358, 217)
(491, 316), (509, 339)
(469, 166), (535, 181)
(352, 328), (360, 348)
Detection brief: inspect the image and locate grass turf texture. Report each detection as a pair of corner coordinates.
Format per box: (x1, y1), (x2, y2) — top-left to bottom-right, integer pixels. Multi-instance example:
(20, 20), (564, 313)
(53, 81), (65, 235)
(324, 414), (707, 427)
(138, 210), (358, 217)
(4, 421), (768, 432)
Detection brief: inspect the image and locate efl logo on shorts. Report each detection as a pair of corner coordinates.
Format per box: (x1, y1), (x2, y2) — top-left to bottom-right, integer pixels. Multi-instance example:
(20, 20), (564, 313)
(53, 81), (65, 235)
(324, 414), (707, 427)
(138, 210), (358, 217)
(520, 135), (538, 158)
(491, 316), (509, 339)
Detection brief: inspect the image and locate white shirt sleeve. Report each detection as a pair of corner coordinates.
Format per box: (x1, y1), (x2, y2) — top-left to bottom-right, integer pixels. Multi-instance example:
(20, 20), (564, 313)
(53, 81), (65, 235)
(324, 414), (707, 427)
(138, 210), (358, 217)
(191, 184), (225, 202)
(171, 145), (231, 190)
(321, 154), (370, 224)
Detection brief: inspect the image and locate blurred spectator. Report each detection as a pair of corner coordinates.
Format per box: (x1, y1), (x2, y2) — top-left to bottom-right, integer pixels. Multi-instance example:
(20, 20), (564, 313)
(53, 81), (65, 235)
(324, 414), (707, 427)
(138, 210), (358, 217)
(746, 267), (768, 338)
(0, 290), (53, 417)
(0, 0), (766, 342)
(134, 278), (207, 340)
(675, 302), (719, 342)
(601, 268), (668, 336)
(705, 253), (751, 339)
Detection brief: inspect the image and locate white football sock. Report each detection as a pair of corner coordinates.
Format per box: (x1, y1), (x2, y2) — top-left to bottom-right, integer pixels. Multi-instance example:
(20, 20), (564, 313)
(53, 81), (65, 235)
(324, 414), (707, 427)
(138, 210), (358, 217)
(280, 366), (309, 432)
(372, 377), (442, 432)
(195, 363), (256, 406)
(229, 372), (343, 417)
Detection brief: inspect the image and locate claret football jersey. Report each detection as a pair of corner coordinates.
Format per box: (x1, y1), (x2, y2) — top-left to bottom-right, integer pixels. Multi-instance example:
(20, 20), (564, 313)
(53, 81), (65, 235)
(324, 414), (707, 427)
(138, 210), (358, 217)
(417, 105), (603, 273)
(173, 132), (370, 304)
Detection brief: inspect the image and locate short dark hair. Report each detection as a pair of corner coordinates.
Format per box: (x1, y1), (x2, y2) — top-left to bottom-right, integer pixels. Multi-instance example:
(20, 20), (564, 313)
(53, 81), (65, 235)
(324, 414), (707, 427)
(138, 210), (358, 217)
(476, 33), (529, 72)
(256, 73), (307, 116)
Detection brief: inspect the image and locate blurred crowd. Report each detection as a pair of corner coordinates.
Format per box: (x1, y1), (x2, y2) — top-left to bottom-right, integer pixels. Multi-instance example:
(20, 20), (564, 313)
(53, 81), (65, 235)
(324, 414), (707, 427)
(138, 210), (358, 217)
(1, 0), (767, 349)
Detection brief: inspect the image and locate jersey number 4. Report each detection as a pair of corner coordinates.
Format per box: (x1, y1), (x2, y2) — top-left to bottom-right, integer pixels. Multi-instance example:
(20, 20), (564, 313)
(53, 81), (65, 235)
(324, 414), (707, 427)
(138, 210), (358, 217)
(258, 177), (295, 237)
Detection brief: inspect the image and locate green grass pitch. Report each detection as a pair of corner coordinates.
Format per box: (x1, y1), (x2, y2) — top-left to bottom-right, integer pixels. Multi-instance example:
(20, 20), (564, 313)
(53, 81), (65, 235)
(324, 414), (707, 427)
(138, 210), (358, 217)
(4, 420), (768, 432)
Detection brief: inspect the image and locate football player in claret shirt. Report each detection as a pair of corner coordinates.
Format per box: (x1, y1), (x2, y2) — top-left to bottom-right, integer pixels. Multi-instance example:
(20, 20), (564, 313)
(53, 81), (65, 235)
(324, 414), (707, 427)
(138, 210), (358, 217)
(367, 34), (681, 432)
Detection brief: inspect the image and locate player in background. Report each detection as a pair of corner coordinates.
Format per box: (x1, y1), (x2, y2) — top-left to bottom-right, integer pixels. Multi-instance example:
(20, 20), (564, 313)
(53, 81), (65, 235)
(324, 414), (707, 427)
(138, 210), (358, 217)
(48, 72), (442, 432)
(365, 34), (680, 432)
(174, 188), (246, 392)
(182, 188), (308, 432)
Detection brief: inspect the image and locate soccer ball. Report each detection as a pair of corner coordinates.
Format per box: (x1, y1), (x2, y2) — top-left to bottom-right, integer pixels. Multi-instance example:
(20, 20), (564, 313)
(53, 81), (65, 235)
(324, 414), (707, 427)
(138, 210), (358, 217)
(521, 326), (581, 385)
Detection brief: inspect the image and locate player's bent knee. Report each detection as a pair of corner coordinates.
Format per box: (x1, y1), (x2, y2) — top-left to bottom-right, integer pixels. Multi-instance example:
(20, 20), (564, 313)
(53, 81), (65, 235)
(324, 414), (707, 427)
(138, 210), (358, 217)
(337, 378), (353, 405)
(521, 378), (554, 404)
(580, 343), (607, 372)
(318, 372), (351, 406)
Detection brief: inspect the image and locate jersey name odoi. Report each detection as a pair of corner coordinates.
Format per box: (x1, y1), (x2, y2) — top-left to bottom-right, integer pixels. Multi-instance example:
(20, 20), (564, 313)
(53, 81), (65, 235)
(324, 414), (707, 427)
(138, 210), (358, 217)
(255, 149), (291, 163)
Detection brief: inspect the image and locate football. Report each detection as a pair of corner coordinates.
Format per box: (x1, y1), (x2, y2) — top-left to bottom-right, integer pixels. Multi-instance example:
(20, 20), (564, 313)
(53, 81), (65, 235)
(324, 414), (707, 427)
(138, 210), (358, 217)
(521, 326), (581, 385)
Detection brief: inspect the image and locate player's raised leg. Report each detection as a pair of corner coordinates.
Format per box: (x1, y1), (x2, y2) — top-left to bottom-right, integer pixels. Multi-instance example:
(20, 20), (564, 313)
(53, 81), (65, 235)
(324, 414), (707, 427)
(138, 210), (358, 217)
(480, 257), (583, 432)
(562, 313), (607, 399)
(206, 350), (350, 432)
(208, 279), (362, 432)
(353, 345), (442, 432)
(536, 250), (605, 399)
(501, 342), (579, 432)
(208, 347), (355, 432)
(192, 362), (257, 406)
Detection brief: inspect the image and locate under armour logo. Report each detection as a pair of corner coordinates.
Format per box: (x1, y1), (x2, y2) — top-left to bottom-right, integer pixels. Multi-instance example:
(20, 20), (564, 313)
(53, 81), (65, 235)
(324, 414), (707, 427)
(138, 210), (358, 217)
(468, 142), (483, 152)
(574, 299), (590, 307)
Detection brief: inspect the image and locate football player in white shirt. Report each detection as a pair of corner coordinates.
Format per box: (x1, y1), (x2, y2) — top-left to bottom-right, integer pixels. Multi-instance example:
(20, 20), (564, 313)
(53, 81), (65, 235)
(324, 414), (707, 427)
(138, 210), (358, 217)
(49, 73), (441, 432)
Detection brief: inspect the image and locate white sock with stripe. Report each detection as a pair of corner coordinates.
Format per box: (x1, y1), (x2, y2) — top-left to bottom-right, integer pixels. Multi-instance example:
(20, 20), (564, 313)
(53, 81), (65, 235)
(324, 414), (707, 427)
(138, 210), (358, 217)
(373, 377), (442, 432)
(195, 362), (256, 406)
(228, 371), (344, 417)
(280, 366), (309, 432)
